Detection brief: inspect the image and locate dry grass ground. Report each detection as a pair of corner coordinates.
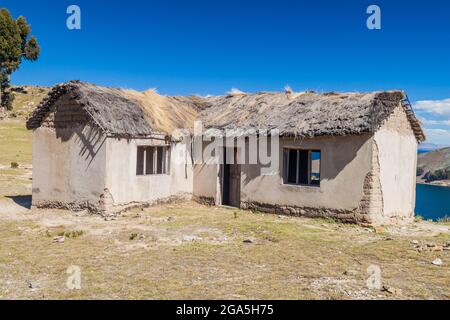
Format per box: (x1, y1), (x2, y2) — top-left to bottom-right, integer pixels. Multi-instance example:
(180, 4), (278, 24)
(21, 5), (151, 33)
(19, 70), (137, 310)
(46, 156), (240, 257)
(0, 120), (33, 198)
(9, 86), (50, 119)
(0, 119), (449, 300)
(0, 200), (449, 300)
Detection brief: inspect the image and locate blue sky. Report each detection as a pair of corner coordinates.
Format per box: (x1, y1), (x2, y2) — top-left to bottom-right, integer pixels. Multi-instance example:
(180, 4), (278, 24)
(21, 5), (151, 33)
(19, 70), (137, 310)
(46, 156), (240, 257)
(3, 0), (450, 144)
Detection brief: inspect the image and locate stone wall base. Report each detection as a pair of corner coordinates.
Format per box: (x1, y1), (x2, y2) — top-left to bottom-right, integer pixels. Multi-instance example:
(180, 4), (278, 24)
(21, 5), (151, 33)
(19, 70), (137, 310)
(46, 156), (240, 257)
(33, 192), (192, 218)
(192, 196), (215, 206)
(32, 195), (413, 226)
(33, 200), (98, 213)
(240, 201), (373, 225)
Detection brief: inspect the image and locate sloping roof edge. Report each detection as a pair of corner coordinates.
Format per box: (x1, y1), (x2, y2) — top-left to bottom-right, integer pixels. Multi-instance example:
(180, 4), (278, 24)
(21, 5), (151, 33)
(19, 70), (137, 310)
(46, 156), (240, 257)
(26, 81), (426, 142)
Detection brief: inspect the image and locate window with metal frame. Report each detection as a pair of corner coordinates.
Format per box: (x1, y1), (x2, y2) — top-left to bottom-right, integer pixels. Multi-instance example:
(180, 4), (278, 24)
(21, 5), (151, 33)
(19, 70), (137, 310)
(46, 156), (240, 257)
(283, 149), (321, 186)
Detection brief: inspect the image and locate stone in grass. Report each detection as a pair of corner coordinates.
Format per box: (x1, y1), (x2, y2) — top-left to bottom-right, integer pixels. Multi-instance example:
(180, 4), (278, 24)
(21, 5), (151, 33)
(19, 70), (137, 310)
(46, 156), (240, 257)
(243, 239), (253, 244)
(129, 233), (138, 241)
(430, 245), (444, 252)
(374, 226), (385, 234)
(432, 258), (443, 266)
(28, 281), (40, 290)
(382, 286), (402, 295)
(182, 235), (200, 242)
(52, 236), (65, 243)
(343, 270), (359, 276)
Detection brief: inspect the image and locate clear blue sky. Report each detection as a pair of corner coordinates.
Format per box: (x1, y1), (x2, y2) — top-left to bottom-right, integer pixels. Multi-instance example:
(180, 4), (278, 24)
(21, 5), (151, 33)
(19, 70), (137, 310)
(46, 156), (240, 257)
(3, 0), (450, 143)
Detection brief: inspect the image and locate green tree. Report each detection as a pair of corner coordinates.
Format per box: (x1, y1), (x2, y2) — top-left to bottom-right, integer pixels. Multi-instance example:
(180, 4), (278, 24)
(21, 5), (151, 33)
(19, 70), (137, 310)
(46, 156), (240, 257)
(0, 8), (40, 110)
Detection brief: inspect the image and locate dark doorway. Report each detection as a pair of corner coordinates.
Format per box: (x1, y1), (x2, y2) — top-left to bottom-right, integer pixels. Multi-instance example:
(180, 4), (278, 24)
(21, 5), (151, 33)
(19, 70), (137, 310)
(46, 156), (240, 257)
(221, 147), (241, 207)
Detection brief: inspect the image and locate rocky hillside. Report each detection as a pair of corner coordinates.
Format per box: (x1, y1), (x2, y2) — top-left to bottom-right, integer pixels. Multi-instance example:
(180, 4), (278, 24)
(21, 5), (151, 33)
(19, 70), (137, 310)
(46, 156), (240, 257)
(417, 148), (450, 184)
(0, 85), (49, 120)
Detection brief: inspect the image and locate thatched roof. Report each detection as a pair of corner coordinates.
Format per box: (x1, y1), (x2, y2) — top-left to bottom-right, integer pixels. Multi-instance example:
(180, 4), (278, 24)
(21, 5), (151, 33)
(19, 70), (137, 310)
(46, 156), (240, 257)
(26, 81), (425, 141)
(197, 90), (425, 141)
(26, 81), (199, 137)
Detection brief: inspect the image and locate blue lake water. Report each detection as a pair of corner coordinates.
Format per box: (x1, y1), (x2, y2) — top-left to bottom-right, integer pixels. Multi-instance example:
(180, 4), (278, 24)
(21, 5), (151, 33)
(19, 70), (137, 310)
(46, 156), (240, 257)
(415, 184), (450, 221)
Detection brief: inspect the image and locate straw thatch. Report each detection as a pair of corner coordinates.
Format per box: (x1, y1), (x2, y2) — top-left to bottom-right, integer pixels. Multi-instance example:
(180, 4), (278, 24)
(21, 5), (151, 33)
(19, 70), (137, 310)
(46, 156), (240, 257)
(26, 81), (198, 138)
(121, 89), (198, 134)
(197, 90), (425, 141)
(26, 81), (425, 141)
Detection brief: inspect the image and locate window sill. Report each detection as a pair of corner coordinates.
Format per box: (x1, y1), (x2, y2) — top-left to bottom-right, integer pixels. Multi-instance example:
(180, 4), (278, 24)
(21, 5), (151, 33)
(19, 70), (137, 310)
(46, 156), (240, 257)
(282, 182), (321, 189)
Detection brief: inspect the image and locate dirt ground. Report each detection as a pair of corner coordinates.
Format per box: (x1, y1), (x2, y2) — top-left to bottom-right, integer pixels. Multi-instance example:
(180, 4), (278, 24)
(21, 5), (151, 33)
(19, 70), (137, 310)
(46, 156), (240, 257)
(0, 119), (449, 299)
(0, 197), (449, 299)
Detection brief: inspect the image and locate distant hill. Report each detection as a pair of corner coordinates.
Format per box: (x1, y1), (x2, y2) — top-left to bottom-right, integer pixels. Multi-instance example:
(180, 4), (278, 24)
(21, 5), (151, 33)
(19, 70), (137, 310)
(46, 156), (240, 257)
(418, 142), (450, 154)
(0, 85), (49, 120)
(417, 147), (450, 185)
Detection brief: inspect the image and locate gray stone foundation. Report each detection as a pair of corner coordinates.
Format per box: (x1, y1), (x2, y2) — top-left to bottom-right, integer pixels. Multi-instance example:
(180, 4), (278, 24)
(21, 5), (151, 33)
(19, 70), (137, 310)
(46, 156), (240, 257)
(193, 196), (215, 206)
(33, 192), (192, 218)
(240, 201), (372, 225)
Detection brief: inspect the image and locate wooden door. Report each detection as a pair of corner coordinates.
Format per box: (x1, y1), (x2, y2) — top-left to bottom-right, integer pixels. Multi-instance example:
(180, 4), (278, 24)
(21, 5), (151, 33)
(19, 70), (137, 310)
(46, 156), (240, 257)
(222, 148), (241, 207)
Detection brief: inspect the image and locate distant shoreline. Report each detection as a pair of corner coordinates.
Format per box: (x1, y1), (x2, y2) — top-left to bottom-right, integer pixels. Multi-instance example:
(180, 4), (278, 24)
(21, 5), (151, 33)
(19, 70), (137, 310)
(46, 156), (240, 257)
(416, 180), (450, 188)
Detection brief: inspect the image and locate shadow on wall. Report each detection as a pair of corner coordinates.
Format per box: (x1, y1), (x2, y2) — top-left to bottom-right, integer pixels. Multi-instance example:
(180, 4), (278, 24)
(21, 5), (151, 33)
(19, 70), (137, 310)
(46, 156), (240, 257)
(53, 106), (107, 169)
(6, 195), (32, 209)
(241, 135), (370, 188)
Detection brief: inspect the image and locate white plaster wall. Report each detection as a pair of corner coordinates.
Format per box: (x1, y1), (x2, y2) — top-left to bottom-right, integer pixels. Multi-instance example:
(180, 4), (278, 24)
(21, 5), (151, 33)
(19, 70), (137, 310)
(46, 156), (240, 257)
(193, 164), (219, 200)
(374, 106), (418, 221)
(105, 137), (193, 205)
(241, 134), (374, 211)
(192, 140), (221, 202)
(31, 125), (107, 205)
(191, 135), (374, 210)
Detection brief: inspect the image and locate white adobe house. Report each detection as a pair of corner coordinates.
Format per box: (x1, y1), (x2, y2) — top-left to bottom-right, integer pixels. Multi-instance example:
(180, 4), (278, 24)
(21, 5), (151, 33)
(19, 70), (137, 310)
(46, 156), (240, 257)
(26, 81), (425, 225)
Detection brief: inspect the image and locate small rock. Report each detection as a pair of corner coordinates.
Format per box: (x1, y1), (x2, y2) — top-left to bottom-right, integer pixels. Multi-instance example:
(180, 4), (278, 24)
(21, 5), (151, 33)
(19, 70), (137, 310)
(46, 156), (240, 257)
(28, 281), (39, 290)
(52, 236), (65, 243)
(431, 245), (444, 252)
(432, 258), (443, 266)
(382, 286), (402, 295)
(374, 226), (385, 234)
(243, 239), (253, 244)
(343, 270), (359, 276)
(411, 240), (419, 245)
(182, 235), (200, 242)
(129, 233), (138, 241)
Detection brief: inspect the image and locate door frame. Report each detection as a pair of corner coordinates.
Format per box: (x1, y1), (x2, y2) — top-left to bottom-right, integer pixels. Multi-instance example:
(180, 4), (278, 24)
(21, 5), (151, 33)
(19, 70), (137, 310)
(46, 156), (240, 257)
(220, 147), (241, 207)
